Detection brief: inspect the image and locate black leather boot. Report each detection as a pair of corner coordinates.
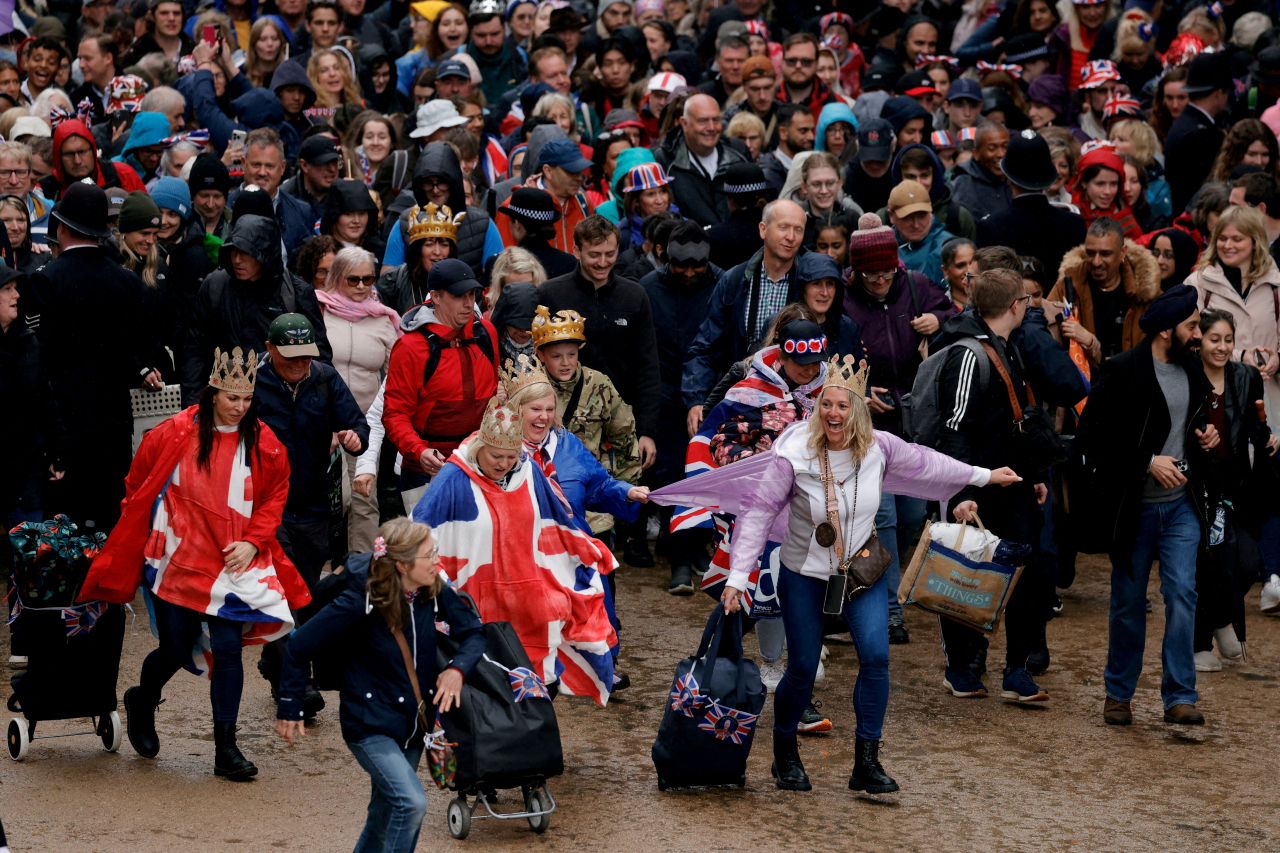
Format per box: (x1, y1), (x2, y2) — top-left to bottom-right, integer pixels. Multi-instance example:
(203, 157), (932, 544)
(123, 686), (162, 758)
(771, 734), (812, 791)
(848, 737), (899, 794)
(213, 722), (258, 781)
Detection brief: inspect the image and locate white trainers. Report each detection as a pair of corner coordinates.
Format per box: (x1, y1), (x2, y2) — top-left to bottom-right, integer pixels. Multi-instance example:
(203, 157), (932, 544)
(1262, 575), (1280, 615)
(759, 658), (785, 691)
(820, 644), (829, 662)
(1194, 650), (1223, 672)
(1214, 626), (1243, 660)
(814, 660), (825, 682)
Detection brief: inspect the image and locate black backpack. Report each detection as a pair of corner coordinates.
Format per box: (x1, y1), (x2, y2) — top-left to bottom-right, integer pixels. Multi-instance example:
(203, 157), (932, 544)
(415, 320), (495, 385)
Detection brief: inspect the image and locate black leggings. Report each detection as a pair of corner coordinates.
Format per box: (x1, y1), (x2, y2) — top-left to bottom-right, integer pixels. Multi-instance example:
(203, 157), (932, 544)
(140, 596), (244, 724)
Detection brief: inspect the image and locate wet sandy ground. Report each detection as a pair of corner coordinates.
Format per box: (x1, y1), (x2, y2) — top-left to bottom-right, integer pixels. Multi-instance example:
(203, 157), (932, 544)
(3, 553), (1280, 852)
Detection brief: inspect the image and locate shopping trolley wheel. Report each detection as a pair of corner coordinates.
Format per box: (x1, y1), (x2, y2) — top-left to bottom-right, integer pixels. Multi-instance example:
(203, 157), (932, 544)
(99, 711), (122, 753)
(447, 796), (471, 840)
(7, 718), (29, 761)
(525, 787), (551, 834)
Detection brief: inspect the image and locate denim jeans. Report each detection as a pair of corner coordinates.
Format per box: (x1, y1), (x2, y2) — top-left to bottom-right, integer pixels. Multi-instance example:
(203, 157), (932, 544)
(1104, 495), (1200, 709)
(774, 566), (890, 740)
(139, 597), (244, 723)
(876, 493), (928, 618)
(346, 735), (427, 853)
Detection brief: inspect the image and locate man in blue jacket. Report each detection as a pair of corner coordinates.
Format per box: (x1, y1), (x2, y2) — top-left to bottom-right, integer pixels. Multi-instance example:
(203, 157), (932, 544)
(254, 313), (369, 707)
(681, 198), (806, 435)
(228, 127), (316, 257)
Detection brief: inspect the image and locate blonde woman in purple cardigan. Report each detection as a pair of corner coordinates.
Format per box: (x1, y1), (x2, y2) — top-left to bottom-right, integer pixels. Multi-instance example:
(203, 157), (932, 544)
(721, 354), (1022, 795)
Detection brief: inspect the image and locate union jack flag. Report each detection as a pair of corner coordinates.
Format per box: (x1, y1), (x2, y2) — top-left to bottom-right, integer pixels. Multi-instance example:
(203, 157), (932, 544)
(61, 601), (108, 637)
(669, 671), (701, 717)
(508, 667), (551, 702)
(697, 701), (759, 745)
(435, 620), (451, 635)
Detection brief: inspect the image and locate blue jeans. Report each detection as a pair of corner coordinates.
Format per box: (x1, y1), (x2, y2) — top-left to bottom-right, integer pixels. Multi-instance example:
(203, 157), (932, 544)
(139, 597), (244, 723)
(346, 735), (427, 853)
(774, 566), (890, 740)
(876, 493), (927, 618)
(1104, 496), (1200, 709)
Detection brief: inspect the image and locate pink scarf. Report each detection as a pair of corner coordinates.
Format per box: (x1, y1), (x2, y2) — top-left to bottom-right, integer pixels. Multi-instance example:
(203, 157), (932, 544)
(316, 288), (403, 336)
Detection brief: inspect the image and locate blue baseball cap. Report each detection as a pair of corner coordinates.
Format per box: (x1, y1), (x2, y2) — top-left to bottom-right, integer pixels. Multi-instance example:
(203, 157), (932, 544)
(857, 118), (893, 161)
(947, 78), (982, 103)
(427, 258), (484, 296)
(435, 59), (471, 80)
(537, 137), (594, 173)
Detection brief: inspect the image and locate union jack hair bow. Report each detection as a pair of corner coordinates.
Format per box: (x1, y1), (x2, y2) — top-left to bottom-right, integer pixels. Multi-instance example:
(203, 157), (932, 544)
(161, 129), (210, 149)
(915, 54), (960, 71)
(49, 106), (72, 128)
(1138, 22), (1158, 41)
(976, 61), (1023, 79)
(373, 536), (387, 558)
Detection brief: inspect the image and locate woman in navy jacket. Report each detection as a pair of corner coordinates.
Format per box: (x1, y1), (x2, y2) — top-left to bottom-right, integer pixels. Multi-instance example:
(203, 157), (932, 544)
(276, 518), (486, 853)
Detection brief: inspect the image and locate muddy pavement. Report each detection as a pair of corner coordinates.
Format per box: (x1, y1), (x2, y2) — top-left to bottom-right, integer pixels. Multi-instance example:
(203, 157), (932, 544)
(3, 553), (1280, 852)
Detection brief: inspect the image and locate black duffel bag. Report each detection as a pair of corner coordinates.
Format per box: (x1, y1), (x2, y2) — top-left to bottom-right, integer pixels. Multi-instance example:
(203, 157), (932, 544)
(652, 606), (765, 790)
(437, 595), (564, 792)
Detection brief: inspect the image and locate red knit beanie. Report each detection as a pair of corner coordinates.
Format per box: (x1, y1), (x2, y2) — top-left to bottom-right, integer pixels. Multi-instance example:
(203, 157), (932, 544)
(848, 213), (899, 272)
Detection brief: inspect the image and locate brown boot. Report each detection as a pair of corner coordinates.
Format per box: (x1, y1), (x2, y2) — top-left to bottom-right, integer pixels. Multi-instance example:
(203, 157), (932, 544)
(1103, 698), (1132, 726)
(1163, 703), (1205, 725)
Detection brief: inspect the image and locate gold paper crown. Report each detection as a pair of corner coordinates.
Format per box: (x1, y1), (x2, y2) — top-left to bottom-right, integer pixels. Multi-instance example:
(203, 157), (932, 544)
(500, 353), (550, 398)
(824, 354), (869, 400)
(531, 305), (586, 348)
(408, 202), (466, 243)
(478, 400), (525, 450)
(209, 347), (257, 393)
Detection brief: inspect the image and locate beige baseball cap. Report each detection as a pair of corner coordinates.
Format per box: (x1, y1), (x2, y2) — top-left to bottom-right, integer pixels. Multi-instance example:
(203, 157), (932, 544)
(888, 180), (932, 218)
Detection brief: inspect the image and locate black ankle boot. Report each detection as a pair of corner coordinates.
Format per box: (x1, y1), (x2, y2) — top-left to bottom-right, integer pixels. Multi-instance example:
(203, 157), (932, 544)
(848, 737), (899, 794)
(213, 722), (258, 781)
(771, 734), (812, 791)
(123, 685), (161, 758)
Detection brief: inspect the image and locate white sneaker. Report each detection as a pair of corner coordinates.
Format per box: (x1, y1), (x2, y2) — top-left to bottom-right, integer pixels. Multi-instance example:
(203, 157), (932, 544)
(1194, 650), (1223, 672)
(759, 658), (785, 691)
(1214, 626), (1243, 660)
(8, 654), (27, 669)
(820, 644), (830, 662)
(814, 660), (825, 683)
(1262, 575), (1280, 614)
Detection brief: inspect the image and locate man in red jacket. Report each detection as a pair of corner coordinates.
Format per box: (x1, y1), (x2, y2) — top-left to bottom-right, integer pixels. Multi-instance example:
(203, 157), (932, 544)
(383, 257), (500, 506)
(38, 119), (145, 202)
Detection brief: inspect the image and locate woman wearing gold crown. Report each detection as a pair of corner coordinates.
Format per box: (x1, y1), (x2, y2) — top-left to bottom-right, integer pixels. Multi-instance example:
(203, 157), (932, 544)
(374, 201), (467, 315)
(719, 353), (1022, 795)
(410, 401), (620, 705)
(499, 351), (648, 688)
(80, 347), (312, 780)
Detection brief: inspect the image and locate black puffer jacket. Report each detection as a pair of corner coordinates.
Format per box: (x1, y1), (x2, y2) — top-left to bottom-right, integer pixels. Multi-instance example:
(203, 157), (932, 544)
(383, 142), (492, 277)
(0, 269), (65, 510)
(181, 214), (331, 405)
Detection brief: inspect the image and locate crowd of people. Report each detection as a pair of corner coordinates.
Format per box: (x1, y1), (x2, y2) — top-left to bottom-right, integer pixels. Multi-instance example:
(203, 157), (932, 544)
(5, 0), (1280, 843)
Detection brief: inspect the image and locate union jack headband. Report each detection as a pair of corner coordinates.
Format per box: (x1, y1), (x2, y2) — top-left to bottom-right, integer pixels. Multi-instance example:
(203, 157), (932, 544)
(782, 336), (828, 355)
(915, 55), (960, 72)
(976, 61), (1023, 79)
(161, 129), (211, 149)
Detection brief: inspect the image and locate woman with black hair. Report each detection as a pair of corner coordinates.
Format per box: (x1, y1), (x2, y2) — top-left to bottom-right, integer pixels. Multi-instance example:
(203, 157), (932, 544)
(374, 202), (463, 315)
(320, 178), (386, 262)
(80, 347), (311, 780)
(1148, 227), (1200, 292)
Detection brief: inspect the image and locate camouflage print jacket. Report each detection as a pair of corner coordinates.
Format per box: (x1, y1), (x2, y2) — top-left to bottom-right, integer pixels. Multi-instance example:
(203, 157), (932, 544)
(550, 365), (642, 485)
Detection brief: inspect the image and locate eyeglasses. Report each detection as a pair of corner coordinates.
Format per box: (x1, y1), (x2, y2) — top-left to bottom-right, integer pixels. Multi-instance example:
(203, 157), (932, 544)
(345, 274), (376, 286)
(783, 56), (816, 67)
(1013, 294), (1032, 308)
(1152, 249), (1176, 261)
(0, 168), (29, 179)
(861, 271), (895, 282)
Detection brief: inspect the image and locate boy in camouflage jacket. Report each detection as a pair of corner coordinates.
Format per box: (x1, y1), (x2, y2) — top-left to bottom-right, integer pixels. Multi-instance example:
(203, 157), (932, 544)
(533, 306), (641, 534)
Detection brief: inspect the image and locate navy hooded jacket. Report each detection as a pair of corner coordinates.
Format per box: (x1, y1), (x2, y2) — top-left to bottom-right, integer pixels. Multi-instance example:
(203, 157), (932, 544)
(278, 553), (486, 748)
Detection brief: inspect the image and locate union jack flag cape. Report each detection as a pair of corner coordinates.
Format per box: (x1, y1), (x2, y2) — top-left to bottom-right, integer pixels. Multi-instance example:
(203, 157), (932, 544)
(413, 436), (616, 706)
(665, 347), (824, 617)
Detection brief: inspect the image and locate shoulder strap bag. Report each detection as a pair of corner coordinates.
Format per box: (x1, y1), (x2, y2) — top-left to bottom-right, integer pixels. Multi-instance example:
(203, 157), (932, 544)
(980, 341), (1068, 473)
(814, 450), (893, 614)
